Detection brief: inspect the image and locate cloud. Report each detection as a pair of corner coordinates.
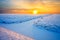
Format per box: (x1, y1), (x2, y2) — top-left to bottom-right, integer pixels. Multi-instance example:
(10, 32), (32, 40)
(0, 0), (60, 9)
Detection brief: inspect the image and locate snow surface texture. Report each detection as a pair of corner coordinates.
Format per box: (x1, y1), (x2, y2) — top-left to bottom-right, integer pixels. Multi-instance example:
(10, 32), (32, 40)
(0, 27), (34, 40)
(33, 14), (60, 33)
(0, 14), (50, 24)
(0, 14), (60, 33)
(0, 14), (39, 24)
(0, 14), (60, 40)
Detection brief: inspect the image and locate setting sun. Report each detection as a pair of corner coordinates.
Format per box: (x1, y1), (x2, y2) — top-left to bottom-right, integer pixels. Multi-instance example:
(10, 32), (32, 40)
(33, 10), (38, 14)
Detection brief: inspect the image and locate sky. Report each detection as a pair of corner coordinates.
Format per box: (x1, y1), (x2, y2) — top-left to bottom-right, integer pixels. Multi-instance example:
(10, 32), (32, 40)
(0, 0), (59, 8)
(0, 0), (60, 14)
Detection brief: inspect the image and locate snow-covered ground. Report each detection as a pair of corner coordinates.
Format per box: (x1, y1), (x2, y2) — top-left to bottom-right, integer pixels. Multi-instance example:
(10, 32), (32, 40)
(0, 14), (60, 40)
(0, 27), (33, 40)
(33, 14), (60, 33)
(0, 14), (39, 24)
(0, 14), (51, 24)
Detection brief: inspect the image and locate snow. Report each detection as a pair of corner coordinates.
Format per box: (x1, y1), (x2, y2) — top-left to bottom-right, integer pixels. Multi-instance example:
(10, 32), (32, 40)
(0, 27), (34, 40)
(0, 14), (60, 40)
(0, 14), (40, 24)
(0, 14), (50, 24)
(33, 14), (60, 33)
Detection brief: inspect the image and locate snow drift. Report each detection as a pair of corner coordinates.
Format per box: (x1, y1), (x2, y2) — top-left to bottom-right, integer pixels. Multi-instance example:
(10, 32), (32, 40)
(0, 27), (34, 40)
(33, 14), (60, 33)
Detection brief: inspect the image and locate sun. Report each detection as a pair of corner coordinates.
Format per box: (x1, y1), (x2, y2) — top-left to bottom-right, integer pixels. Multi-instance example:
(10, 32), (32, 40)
(33, 10), (38, 14)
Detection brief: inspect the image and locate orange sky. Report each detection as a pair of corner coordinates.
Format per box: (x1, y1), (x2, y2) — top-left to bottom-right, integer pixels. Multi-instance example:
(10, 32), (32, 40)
(1, 9), (60, 14)
(0, 0), (60, 14)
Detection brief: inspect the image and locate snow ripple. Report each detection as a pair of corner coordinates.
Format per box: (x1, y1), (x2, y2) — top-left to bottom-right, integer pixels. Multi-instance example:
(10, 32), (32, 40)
(33, 14), (60, 33)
